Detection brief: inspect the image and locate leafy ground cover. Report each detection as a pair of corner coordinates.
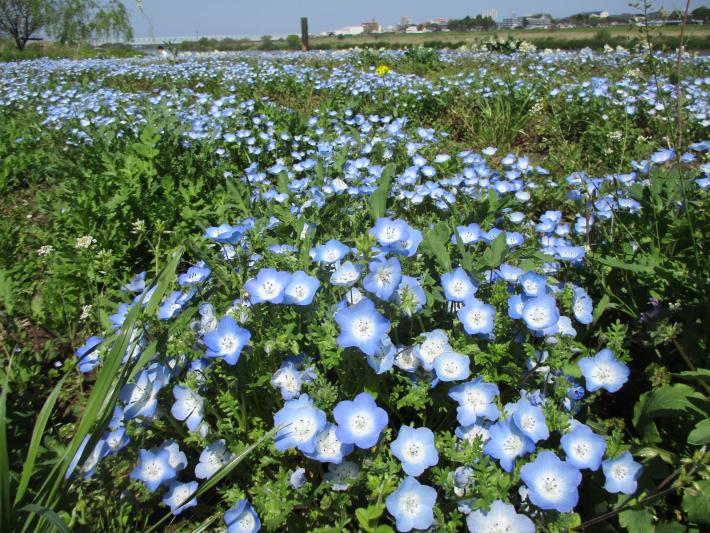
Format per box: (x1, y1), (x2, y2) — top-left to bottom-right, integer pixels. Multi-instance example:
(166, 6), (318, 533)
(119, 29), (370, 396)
(0, 47), (708, 532)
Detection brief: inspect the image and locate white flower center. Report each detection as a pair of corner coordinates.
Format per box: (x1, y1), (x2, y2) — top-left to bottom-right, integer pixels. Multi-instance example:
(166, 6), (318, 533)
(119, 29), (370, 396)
(593, 365), (613, 383)
(292, 416), (317, 441)
(237, 511), (255, 530)
(464, 390), (483, 407)
(502, 435), (523, 456)
(350, 412), (373, 435)
(536, 471), (563, 499)
(402, 440), (423, 462)
(352, 317), (375, 340)
(259, 279), (282, 298)
(220, 335), (237, 353)
(400, 493), (421, 516)
(611, 463), (628, 480)
(144, 460), (164, 480)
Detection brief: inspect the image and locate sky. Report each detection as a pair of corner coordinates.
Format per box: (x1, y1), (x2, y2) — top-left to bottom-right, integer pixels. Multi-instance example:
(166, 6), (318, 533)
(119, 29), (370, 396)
(125, 1), (706, 39)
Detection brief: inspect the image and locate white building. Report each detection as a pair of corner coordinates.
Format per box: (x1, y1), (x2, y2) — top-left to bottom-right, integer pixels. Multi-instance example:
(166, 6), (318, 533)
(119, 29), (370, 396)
(334, 26), (364, 36)
(482, 9), (498, 21)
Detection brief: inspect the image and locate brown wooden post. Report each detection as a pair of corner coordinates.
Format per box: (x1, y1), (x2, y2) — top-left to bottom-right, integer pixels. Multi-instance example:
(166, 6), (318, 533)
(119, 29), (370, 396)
(301, 17), (310, 51)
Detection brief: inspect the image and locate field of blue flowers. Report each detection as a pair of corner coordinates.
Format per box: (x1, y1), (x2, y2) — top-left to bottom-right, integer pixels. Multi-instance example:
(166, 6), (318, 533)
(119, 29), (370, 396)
(0, 47), (709, 533)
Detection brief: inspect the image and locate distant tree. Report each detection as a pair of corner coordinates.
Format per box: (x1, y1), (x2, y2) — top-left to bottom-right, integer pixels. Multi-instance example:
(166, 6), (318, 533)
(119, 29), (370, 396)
(0, 0), (50, 50)
(259, 34), (275, 51)
(285, 34), (300, 50)
(691, 6), (709, 22)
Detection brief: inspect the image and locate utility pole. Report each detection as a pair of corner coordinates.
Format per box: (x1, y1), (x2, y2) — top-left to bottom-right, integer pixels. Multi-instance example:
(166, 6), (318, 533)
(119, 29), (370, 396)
(301, 17), (310, 51)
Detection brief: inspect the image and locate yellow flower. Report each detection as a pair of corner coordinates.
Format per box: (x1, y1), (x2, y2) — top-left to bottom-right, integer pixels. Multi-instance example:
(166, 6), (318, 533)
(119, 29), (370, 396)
(375, 65), (391, 77)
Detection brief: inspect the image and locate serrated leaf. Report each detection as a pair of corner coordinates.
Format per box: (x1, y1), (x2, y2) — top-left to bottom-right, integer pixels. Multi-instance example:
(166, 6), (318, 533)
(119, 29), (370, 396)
(673, 369), (710, 382)
(619, 508), (654, 533)
(682, 480), (710, 524)
(688, 419), (710, 445)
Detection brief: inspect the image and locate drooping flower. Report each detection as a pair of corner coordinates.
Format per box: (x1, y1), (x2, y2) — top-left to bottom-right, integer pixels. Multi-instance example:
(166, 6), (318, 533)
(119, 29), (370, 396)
(324, 460), (359, 491)
(448, 378), (500, 426)
(466, 500), (535, 533)
(334, 392), (389, 449)
(171, 385), (204, 432)
(578, 349), (629, 393)
(602, 452), (643, 494)
(572, 288), (594, 324)
(385, 476), (437, 532)
(245, 268), (291, 304)
(273, 394), (327, 454)
(225, 500), (261, 533)
(483, 420), (536, 472)
(162, 481), (198, 515)
(363, 256), (402, 300)
(394, 275), (427, 316)
(283, 270), (320, 305)
(178, 264), (212, 287)
(366, 335), (396, 374)
(335, 298), (391, 356)
(520, 451), (582, 512)
(157, 290), (196, 320)
(390, 426), (439, 476)
(560, 424), (607, 471)
(130, 448), (177, 492)
(203, 316), (251, 365)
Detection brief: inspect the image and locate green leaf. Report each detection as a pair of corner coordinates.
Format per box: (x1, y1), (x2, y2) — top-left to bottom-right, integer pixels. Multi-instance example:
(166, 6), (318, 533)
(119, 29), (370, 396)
(421, 222), (452, 272)
(18, 504), (70, 533)
(688, 419), (710, 445)
(593, 293), (613, 324)
(633, 384), (705, 427)
(619, 508), (654, 533)
(682, 480), (710, 524)
(369, 163), (395, 221)
(452, 228), (473, 272)
(593, 254), (655, 273)
(673, 369), (710, 382)
(0, 357), (12, 532)
(0, 270), (13, 314)
(14, 374), (68, 505)
(481, 233), (507, 268)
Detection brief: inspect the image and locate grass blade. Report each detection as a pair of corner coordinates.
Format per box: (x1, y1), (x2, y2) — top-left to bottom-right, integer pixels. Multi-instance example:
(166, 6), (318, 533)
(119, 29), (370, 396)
(14, 374), (67, 506)
(18, 503), (70, 533)
(0, 356), (14, 532)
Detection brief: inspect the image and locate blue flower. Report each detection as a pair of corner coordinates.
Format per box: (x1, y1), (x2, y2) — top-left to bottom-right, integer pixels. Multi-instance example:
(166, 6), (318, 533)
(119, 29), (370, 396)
(245, 268), (291, 304)
(122, 271), (146, 293)
(65, 434), (108, 480)
(162, 481), (198, 515)
(448, 378), (500, 425)
(283, 270), (320, 305)
(414, 330), (451, 371)
(171, 385), (204, 432)
(119, 367), (166, 420)
(160, 440), (188, 472)
(366, 336), (396, 374)
(335, 298), (391, 356)
(157, 290), (196, 320)
(225, 500), (261, 533)
(270, 361), (304, 401)
(441, 267), (477, 302)
(195, 439), (233, 479)
(371, 217), (411, 246)
(289, 467), (306, 489)
(312, 239), (350, 264)
(334, 392), (389, 449)
(178, 264), (212, 287)
(203, 316), (251, 365)
(394, 276), (426, 316)
(457, 298), (495, 336)
(390, 426), (439, 476)
(330, 261), (363, 287)
(484, 420), (536, 472)
(521, 295), (560, 332)
(602, 451), (643, 494)
(560, 424), (607, 470)
(511, 398), (550, 443)
(385, 228), (423, 257)
(452, 223), (482, 245)
(103, 426), (129, 455)
(578, 349), (629, 393)
(433, 351), (471, 382)
(303, 422), (354, 463)
(130, 448), (177, 492)
(572, 288), (594, 324)
(273, 394), (327, 454)
(466, 500), (534, 533)
(204, 224), (244, 244)
(519, 272), (548, 297)
(76, 336), (103, 373)
(498, 264), (524, 283)
(385, 476), (437, 532)
(520, 451), (582, 512)
(363, 256), (402, 300)
(324, 460), (359, 491)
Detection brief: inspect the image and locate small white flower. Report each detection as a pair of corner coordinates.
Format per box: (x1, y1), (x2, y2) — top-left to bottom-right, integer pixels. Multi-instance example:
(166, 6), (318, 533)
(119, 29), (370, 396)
(75, 235), (97, 249)
(37, 245), (55, 256)
(80, 305), (93, 321)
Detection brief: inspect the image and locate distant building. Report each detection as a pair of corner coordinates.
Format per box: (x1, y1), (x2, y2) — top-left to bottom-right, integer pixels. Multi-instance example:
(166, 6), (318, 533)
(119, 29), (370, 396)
(590, 11), (610, 18)
(500, 16), (524, 29)
(431, 17), (449, 25)
(361, 19), (381, 33)
(400, 16), (413, 29)
(482, 9), (498, 21)
(525, 15), (553, 29)
(405, 25), (423, 33)
(334, 25), (364, 36)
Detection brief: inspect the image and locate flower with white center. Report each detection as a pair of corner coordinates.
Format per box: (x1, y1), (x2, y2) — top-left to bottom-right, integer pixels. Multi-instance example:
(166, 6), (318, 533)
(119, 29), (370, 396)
(385, 476), (437, 532)
(324, 461), (359, 491)
(578, 348), (629, 393)
(330, 261), (363, 287)
(519, 271), (547, 297)
(178, 264), (212, 287)
(304, 422), (354, 464)
(335, 298), (391, 356)
(455, 422), (491, 447)
(414, 330), (451, 371)
(171, 385), (204, 432)
(270, 362), (303, 400)
(452, 223), (482, 245)
(195, 439), (234, 479)
(119, 369), (163, 420)
(394, 345), (420, 372)
(449, 378), (500, 425)
(457, 298), (495, 336)
(273, 394), (327, 454)
(371, 217), (411, 246)
(441, 267), (478, 302)
(224, 500), (261, 533)
(130, 448), (177, 492)
(433, 351), (471, 382)
(334, 392), (389, 449)
(602, 451), (643, 494)
(160, 441), (188, 471)
(75, 335), (103, 373)
(311, 239), (350, 263)
(560, 424), (607, 470)
(390, 426), (439, 476)
(162, 481), (198, 515)
(366, 335), (396, 374)
(520, 451), (582, 512)
(283, 270), (320, 305)
(363, 256), (402, 300)
(466, 500), (535, 533)
(511, 398), (550, 443)
(245, 268), (291, 304)
(203, 316), (251, 365)
(484, 420), (536, 472)
(75, 235), (96, 249)
(521, 295), (560, 332)
(103, 427), (129, 455)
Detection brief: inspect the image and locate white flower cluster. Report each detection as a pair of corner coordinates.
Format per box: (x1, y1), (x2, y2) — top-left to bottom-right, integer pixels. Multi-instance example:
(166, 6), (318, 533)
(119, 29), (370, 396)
(75, 235), (97, 249)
